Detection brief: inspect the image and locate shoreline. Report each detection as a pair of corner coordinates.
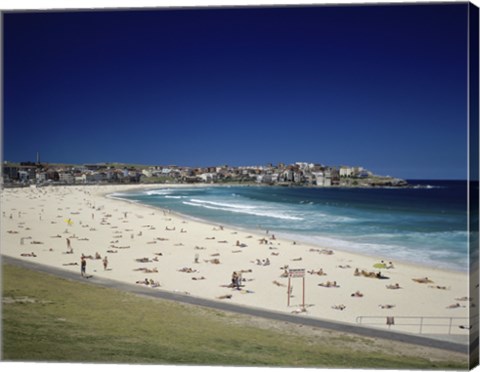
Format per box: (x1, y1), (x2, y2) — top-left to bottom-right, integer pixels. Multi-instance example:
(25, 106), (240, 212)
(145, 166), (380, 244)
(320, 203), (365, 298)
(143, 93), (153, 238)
(0, 184), (472, 337)
(109, 184), (467, 274)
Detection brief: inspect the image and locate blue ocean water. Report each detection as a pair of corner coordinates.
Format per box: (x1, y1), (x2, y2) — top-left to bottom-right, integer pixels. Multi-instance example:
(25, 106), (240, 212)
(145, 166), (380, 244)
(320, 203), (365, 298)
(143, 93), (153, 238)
(112, 180), (469, 272)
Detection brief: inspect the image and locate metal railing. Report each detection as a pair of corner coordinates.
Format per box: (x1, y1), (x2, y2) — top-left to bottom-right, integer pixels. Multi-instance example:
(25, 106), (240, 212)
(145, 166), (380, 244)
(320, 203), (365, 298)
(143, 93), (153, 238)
(356, 314), (478, 335)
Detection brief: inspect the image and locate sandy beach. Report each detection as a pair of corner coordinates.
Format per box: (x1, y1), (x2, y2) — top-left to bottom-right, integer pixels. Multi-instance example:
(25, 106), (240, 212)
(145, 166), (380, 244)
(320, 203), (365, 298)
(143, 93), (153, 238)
(0, 184), (473, 336)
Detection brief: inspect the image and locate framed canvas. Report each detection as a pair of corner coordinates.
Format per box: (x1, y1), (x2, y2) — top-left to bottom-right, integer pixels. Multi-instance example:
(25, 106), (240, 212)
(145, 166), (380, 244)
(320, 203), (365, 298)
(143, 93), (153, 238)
(1, 0), (479, 370)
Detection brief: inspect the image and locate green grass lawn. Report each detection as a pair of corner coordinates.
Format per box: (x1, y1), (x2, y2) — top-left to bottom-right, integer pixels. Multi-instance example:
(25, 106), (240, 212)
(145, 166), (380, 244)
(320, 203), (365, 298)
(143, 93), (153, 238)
(1, 263), (467, 368)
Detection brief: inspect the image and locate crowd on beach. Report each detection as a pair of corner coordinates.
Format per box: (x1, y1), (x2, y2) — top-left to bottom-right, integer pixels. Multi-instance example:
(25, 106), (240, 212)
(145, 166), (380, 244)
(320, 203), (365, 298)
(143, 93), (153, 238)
(1, 185), (474, 335)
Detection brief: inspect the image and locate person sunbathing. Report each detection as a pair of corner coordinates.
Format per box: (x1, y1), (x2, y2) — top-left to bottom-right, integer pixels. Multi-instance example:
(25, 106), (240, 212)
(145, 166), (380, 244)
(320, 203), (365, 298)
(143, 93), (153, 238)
(62, 262), (78, 266)
(386, 283), (401, 289)
(217, 294), (232, 300)
(375, 271), (389, 279)
(446, 303), (462, 309)
(21, 252), (37, 257)
(144, 268), (158, 273)
(412, 277), (433, 284)
(429, 285), (449, 290)
(351, 291), (364, 297)
(192, 276), (206, 280)
(308, 269), (326, 276)
(379, 304), (396, 309)
(318, 281), (339, 288)
(178, 267), (197, 273)
(332, 304), (346, 310)
(136, 257), (152, 263)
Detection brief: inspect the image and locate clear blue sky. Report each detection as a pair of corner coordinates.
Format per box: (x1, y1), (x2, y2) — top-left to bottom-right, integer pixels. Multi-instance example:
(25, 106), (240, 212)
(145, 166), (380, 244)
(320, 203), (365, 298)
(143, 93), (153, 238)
(3, 3), (470, 179)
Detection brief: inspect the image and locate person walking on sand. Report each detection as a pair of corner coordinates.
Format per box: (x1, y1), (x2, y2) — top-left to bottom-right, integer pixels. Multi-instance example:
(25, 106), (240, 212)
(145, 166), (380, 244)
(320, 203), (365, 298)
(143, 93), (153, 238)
(81, 257), (87, 277)
(103, 256), (108, 271)
(66, 238), (71, 250)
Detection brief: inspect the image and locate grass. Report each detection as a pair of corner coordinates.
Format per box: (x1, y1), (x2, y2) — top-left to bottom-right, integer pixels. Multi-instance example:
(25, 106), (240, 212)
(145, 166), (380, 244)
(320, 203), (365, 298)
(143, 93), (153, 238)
(1, 263), (468, 368)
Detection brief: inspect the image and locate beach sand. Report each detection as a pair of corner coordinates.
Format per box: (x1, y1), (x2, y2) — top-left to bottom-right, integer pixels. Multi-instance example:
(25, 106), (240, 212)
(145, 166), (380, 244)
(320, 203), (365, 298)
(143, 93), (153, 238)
(0, 184), (473, 336)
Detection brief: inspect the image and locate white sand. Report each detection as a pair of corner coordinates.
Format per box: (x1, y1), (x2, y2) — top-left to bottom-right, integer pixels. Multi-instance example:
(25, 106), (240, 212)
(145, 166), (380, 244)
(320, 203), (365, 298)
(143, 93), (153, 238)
(0, 184), (472, 336)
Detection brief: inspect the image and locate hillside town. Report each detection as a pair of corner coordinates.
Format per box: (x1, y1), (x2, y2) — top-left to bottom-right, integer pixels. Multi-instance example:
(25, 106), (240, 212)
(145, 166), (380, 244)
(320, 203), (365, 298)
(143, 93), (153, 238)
(1, 160), (407, 188)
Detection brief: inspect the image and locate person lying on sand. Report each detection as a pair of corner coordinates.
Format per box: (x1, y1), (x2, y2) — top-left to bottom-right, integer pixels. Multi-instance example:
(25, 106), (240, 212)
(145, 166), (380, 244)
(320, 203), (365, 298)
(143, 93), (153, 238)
(320, 249), (334, 255)
(21, 252), (37, 257)
(446, 303), (463, 309)
(386, 283), (401, 289)
(143, 268), (158, 273)
(273, 280), (286, 287)
(455, 297), (472, 301)
(136, 257), (152, 263)
(332, 305), (346, 311)
(429, 285), (449, 290)
(178, 267), (197, 273)
(375, 271), (389, 279)
(217, 294), (232, 300)
(318, 281), (339, 288)
(351, 291), (364, 297)
(412, 277), (434, 284)
(30, 241), (44, 244)
(62, 262), (78, 266)
(308, 269), (326, 276)
(337, 265), (351, 269)
(106, 250), (118, 253)
(379, 304), (396, 309)
(192, 276), (206, 280)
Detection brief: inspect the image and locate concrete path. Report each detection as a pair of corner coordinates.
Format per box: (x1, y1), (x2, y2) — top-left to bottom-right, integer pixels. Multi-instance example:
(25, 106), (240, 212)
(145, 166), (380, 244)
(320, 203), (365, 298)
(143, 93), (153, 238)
(2, 255), (475, 354)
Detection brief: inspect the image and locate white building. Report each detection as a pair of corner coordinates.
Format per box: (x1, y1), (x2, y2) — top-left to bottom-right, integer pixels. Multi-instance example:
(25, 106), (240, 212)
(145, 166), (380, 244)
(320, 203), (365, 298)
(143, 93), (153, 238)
(339, 167), (354, 177)
(59, 172), (75, 184)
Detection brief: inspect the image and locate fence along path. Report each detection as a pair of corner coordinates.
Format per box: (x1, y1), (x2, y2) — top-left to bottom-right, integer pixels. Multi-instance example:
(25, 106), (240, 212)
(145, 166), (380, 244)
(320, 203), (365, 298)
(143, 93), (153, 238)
(356, 314), (478, 335)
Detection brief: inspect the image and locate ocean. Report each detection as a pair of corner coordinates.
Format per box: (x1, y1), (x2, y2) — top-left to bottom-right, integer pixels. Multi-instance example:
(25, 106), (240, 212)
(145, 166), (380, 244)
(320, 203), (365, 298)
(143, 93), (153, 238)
(112, 180), (470, 272)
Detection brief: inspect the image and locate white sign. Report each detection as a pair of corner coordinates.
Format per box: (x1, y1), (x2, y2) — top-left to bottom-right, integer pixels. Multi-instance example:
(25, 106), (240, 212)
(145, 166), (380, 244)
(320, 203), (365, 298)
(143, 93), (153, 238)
(289, 268), (305, 278)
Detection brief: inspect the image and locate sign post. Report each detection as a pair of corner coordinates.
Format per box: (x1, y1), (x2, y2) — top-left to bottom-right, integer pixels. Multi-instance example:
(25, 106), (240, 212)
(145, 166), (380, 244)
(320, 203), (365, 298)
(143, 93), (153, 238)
(288, 268), (305, 308)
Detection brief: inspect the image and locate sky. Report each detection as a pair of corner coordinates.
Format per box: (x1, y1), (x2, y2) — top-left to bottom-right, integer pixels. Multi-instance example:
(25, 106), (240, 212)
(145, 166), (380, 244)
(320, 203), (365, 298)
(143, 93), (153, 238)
(2, 2), (472, 179)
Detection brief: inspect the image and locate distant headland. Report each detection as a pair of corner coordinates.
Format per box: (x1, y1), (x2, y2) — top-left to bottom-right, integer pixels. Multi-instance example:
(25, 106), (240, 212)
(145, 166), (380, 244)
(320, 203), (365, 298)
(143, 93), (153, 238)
(1, 160), (407, 188)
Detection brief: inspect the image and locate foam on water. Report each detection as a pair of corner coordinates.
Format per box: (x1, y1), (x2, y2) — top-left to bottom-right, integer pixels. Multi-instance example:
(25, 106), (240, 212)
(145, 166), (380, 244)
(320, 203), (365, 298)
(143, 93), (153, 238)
(183, 199), (304, 221)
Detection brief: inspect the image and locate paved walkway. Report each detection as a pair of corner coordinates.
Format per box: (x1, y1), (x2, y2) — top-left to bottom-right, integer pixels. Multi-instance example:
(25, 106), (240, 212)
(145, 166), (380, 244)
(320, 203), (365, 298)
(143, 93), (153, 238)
(2, 255), (475, 354)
